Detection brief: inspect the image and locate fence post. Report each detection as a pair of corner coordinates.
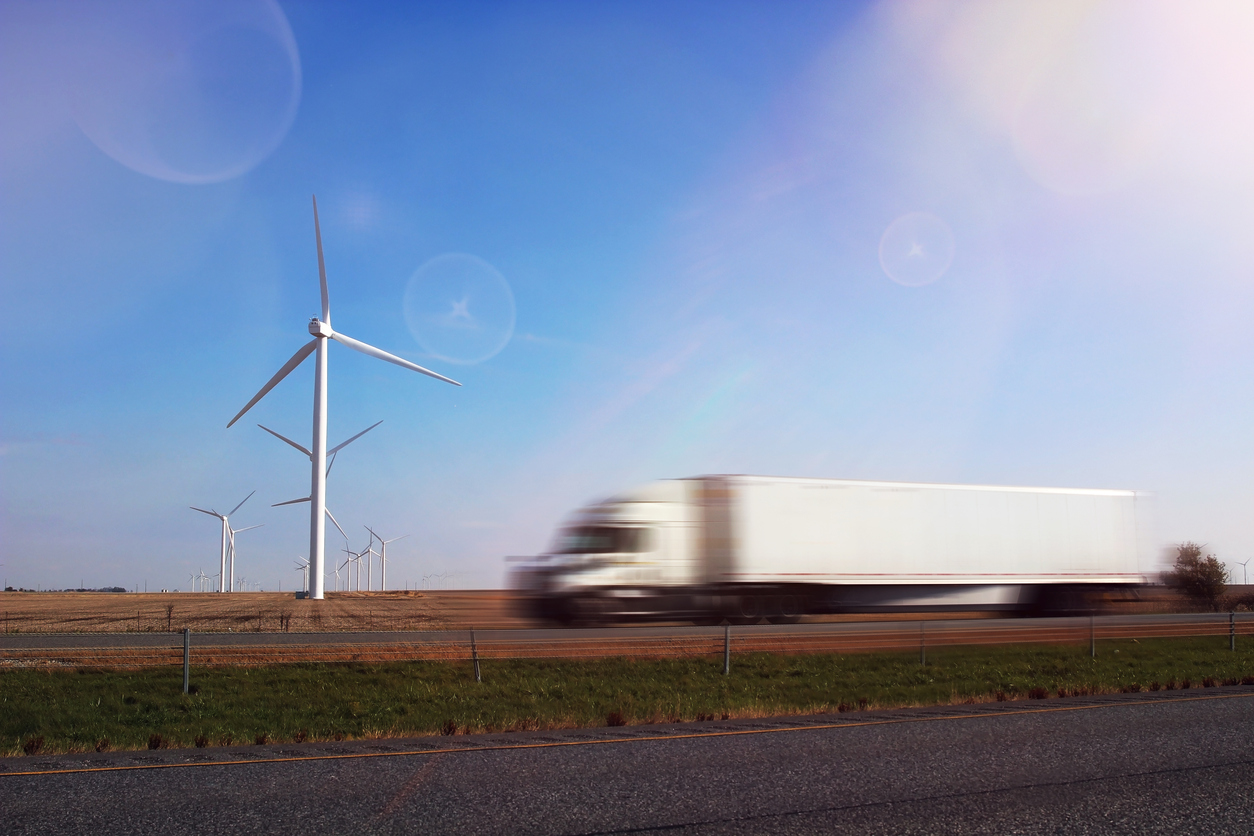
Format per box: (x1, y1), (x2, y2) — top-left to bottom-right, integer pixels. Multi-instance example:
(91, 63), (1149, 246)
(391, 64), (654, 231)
(723, 624), (731, 676)
(1231, 611), (1236, 652)
(471, 628), (481, 683)
(1090, 615), (1095, 659)
(182, 628), (190, 695)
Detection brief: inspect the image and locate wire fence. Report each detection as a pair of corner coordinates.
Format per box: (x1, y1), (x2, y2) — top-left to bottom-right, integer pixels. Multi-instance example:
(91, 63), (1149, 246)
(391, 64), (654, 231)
(1, 612), (1250, 670)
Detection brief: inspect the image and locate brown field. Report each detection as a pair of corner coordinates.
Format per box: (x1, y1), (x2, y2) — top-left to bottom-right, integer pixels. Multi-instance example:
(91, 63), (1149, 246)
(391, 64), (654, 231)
(0, 590), (527, 634)
(0, 585), (1200, 636)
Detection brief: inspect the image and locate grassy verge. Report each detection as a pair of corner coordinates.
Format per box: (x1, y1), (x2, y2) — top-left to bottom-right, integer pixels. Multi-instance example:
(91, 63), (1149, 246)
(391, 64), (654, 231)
(5, 637), (1254, 756)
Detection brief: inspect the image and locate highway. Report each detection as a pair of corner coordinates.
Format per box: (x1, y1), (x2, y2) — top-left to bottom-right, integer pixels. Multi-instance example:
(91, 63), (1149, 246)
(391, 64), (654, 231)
(3, 688), (1254, 834)
(1, 612), (1248, 667)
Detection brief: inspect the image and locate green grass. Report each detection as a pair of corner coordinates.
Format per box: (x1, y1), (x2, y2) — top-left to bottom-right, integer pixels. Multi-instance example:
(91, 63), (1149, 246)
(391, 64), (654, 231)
(5, 637), (1254, 756)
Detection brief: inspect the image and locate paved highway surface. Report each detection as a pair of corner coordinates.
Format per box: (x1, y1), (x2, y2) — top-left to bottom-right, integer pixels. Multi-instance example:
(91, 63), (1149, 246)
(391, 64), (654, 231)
(3, 689), (1253, 834)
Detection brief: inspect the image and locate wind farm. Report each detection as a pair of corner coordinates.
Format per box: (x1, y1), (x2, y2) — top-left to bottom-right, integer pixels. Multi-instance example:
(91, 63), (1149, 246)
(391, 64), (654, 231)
(202, 197), (461, 601)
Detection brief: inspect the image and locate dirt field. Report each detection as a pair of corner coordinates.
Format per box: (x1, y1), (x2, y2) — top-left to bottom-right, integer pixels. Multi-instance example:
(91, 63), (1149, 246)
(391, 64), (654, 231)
(0, 586), (1198, 635)
(0, 590), (528, 634)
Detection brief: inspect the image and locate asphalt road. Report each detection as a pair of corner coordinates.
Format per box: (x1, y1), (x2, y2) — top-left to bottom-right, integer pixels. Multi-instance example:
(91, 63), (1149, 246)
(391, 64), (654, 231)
(4, 689), (1254, 834)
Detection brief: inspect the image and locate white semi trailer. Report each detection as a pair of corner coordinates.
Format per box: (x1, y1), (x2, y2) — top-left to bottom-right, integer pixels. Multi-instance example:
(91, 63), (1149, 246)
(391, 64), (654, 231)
(512, 475), (1150, 624)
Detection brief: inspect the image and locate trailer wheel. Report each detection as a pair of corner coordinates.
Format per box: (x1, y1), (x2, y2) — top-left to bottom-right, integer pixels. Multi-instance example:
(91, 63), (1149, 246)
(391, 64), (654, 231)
(768, 595), (803, 625)
(732, 595), (763, 625)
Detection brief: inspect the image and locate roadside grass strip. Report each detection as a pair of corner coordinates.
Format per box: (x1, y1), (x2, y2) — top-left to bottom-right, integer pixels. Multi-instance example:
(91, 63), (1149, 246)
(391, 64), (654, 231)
(4, 637), (1254, 757)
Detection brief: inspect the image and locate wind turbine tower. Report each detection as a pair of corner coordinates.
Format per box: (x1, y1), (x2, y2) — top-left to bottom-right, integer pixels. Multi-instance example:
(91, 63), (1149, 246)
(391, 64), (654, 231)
(366, 526), (408, 592)
(190, 492), (255, 593)
(227, 197), (460, 600)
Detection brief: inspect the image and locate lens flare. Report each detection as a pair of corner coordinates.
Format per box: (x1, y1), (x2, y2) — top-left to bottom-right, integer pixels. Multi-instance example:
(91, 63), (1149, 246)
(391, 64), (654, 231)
(68, 0), (301, 185)
(403, 254), (516, 365)
(878, 212), (956, 287)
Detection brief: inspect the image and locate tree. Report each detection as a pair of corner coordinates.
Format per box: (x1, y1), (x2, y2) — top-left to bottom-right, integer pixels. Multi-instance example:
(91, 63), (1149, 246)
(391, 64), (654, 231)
(1164, 542), (1228, 611)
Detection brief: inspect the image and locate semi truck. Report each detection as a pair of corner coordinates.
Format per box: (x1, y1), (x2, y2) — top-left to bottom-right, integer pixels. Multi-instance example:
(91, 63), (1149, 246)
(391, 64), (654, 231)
(511, 474), (1150, 624)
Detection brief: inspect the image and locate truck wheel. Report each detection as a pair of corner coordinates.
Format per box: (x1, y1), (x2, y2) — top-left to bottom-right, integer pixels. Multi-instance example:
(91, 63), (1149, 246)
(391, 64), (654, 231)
(768, 595), (803, 625)
(732, 595), (763, 625)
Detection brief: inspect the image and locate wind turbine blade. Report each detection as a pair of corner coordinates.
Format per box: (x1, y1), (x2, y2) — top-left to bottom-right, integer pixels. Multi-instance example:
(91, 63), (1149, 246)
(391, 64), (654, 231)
(258, 425), (312, 457)
(272, 497), (311, 507)
(329, 332), (461, 386)
(325, 450), (337, 479)
(228, 490), (256, 517)
(325, 508), (348, 541)
(313, 195), (330, 325)
(190, 507), (221, 518)
(385, 534), (410, 545)
(328, 420), (384, 456)
(234, 524), (264, 534)
(227, 339), (318, 428)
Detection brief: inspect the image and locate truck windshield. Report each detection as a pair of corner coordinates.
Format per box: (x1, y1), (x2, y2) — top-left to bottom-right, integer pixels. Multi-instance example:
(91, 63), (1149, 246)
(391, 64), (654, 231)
(554, 526), (650, 554)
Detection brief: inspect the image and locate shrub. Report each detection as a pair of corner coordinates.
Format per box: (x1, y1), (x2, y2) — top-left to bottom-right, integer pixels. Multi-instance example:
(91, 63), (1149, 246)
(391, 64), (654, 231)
(254, 732), (269, 745)
(1164, 542), (1228, 610)
(441, 719), (458, 736)
(147, 733), (165, 750)
(95, 738), (110, 752)
(1028, 687), (1049, 700)
(605, 711), (626, 727)
(194, 735), (209, 748)
(22, 736), (44, 756)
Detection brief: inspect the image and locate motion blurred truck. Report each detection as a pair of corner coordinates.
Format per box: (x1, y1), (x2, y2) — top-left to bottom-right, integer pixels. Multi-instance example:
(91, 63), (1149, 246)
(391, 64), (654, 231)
(510, 475), (1149, 624)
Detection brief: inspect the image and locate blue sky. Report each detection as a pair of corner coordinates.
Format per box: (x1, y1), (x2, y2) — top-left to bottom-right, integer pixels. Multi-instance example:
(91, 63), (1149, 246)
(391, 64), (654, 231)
(4, 0), (1254, 591)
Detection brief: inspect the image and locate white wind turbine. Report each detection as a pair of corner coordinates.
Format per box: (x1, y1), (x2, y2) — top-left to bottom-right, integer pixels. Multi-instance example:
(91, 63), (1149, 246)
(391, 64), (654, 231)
(343, 540), (371, 591)
(337, 554), (351, 592)
(353, 541), (369, 591)
(364, 541), (379, 591)
(227, 196), (460, 600)
(366, 526), (408, 592)
(260, 420), (380, 548)
(227, 523), (263, 593)
(294, 557), (310, 594)
(190, 491), (255, 594)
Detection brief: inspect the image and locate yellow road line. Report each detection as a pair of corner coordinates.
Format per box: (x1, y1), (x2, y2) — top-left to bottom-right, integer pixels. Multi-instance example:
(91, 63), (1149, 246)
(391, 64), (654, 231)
(4, 690), (1253, 779)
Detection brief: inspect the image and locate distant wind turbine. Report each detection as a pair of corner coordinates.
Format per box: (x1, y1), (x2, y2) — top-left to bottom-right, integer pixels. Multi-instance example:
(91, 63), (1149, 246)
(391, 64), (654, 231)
(190, 492), (255, 594)
(226, 523), (263, 593)
(1238, 558), (1250, 586)
(227, 196), (459, 600)
(294, 557), (310, 595)
(366, 526), (408, 593)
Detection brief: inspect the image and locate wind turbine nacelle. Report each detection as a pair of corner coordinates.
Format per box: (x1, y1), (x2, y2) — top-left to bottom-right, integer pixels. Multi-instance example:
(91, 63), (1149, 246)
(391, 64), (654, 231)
(308, 318), (334, 338)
